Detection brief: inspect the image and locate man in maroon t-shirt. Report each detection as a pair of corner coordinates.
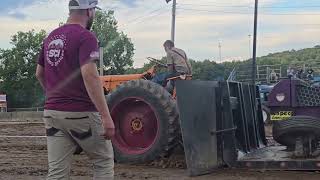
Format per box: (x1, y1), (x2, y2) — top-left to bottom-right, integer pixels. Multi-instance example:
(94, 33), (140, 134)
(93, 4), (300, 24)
(36, 0), (115, 179)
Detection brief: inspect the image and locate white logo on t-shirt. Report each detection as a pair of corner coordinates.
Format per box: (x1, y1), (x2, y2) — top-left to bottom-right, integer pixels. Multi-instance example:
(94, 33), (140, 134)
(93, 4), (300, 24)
(90, 51), (99, 59)
(46, 35), (67, 67)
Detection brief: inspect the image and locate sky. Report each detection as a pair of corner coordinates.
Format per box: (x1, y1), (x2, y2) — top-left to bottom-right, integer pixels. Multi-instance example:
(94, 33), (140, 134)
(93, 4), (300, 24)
(1, 0), (320, 67)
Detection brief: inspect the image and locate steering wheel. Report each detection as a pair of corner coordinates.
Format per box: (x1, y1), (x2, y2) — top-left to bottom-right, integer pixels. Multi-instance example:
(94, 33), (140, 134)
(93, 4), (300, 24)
(147, 57), (167, 67)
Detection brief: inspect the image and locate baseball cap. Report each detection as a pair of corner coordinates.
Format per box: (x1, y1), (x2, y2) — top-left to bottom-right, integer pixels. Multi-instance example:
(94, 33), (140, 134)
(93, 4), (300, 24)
(69, 0), (102, 10)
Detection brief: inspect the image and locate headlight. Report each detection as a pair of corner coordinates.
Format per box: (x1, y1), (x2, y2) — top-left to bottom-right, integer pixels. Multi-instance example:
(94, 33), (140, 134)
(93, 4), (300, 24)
(276, 93), (285, 102)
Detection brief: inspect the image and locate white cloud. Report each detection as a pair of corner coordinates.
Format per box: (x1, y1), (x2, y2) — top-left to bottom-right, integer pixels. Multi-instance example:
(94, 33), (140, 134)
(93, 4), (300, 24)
(0, 17), (61, 49)
(0, 0), (68, 48)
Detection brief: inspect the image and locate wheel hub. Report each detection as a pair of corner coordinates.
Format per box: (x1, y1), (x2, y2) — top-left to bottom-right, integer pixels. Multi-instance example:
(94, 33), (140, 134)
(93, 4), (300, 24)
(111, 97), (159, 155)
(131, 118), (143, 132)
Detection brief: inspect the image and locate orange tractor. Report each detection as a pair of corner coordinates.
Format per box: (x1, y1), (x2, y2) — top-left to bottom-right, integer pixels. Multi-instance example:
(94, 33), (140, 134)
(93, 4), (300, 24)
(100, 57), (191, 163)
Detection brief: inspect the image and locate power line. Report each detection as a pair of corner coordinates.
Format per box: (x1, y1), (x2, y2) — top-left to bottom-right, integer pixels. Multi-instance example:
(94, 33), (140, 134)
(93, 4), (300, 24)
(175, 16), (320, 28)
(260, 5), (320, 9)
(178, 3), (320, 9)
(175, 0), (289, 6)
(178, 3), (251, 8)
(127, 6), (166, 24)
(177, 7), (320, 16)
(177, 8), (251, 15)
(120, 8), (170, 29)
(132, 9), (170, 25)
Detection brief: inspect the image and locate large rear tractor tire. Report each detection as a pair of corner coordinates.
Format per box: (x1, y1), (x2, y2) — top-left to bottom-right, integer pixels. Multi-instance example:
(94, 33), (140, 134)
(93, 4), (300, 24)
(273, 116), (320, 147)
(107, 79), (180, 163)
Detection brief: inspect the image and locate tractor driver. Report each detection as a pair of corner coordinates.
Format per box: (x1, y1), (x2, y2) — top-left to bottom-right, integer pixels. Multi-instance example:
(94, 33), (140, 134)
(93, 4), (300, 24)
(152, 40), (192, 87)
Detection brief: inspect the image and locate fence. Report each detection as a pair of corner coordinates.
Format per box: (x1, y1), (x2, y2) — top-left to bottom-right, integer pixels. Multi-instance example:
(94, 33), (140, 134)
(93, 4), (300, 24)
(0, 111), (43, 122)
(233, 62), (320, 84)
(7, 107), (44, 112)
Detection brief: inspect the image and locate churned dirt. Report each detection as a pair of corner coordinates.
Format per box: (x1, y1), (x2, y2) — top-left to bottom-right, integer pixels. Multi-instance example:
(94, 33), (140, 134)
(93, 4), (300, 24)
(0, 121), (320, 180)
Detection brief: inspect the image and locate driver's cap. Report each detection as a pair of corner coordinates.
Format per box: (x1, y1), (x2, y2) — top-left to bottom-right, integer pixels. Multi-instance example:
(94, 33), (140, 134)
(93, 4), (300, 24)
(69, 0), (101, 10)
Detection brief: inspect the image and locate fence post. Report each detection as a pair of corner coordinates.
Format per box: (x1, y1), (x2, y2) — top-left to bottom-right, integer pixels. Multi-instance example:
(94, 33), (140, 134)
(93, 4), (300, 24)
(257, 65), (260, 81)
(266, 67), (270, 84)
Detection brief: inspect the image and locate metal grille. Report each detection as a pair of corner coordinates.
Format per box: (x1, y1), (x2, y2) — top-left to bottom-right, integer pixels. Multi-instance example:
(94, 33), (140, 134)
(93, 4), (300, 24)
(297, 85), (320, 106)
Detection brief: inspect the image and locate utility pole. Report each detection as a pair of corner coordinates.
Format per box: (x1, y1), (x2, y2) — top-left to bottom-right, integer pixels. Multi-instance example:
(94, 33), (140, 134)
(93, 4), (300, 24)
(99, 43), (104, 76)
(165, 0), (176, 42)
(171, 0), (176, 42)
(218, 41), (222, 63)
(252, 0), (259, 85)
(248, 34), (252, 59)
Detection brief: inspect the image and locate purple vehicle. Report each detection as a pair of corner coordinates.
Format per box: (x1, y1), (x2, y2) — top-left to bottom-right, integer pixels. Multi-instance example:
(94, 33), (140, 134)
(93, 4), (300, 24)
(268, 78), (320, 157)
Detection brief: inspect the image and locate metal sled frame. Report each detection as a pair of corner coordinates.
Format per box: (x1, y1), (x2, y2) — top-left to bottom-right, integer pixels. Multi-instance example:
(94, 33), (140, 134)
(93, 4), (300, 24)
(176, 80), (320, 177)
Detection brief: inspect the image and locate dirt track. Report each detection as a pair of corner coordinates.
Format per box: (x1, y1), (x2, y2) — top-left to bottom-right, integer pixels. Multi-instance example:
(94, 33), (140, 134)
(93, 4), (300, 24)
(1, 122), (320, 180)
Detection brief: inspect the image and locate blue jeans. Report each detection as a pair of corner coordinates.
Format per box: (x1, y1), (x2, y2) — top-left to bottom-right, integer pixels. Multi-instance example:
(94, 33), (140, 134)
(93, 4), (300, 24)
(151, 72), (170, 86)
(152, 72), (181, 94)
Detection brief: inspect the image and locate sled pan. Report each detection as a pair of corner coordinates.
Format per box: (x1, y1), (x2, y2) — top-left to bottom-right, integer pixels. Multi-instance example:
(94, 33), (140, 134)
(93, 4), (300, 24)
(176, 80), (237, 176)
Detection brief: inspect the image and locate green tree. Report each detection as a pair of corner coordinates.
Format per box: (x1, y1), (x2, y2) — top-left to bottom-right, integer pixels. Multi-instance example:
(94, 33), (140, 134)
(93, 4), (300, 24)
(92, 10), (135, 75)
(125, 57), (169, 74)
(0, 30), (46, 108)
(125, 44), (320, 82)
(125, 57), (229, 81)
(191, 60), (226, 80)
